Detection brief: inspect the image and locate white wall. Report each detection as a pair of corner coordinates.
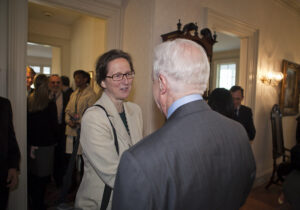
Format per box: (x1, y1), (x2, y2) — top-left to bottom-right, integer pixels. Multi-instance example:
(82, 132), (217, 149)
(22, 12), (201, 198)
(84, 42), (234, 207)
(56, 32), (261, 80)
(69, 16), (106, 93)
(122, 0), (157, 135)
(52, 46), (61, 75)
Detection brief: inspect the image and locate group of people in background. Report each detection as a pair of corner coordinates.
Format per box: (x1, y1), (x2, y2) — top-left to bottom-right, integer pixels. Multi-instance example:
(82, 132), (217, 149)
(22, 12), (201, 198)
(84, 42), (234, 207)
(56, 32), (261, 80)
(3, 38), (276, 210)
(26, 66), (98, 210)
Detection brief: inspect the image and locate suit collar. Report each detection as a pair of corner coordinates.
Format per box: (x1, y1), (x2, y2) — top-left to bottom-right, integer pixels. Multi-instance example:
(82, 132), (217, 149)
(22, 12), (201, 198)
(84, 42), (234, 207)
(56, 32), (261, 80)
(168, 99), (211, 121)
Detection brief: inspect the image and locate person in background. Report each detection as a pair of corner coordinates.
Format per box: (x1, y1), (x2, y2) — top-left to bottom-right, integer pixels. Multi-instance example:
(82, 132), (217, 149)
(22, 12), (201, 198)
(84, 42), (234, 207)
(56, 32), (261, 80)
(48, 74), (70, 188)
(230, 85), (256, 141)
(208, 88), (235, 119)
(112, 39), (256, 210)
(0, 97), (20, 210)
(26, 66), (36, 96)
(27, 74), (58, 210)
(61, 75), (73, 102)
(75, 50), (143, 210)
(64, 70), (97, 188)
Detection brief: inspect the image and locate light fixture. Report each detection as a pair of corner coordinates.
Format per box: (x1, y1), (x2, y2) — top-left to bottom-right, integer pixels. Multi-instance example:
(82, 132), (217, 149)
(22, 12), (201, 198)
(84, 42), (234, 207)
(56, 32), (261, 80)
(260, 71), (284, 86)
(43, 11), (53, 18)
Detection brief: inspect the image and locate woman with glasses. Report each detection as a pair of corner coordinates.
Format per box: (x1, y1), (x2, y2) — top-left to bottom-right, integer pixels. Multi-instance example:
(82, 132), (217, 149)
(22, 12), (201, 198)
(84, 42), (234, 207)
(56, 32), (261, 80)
(75, 50), (143, 210)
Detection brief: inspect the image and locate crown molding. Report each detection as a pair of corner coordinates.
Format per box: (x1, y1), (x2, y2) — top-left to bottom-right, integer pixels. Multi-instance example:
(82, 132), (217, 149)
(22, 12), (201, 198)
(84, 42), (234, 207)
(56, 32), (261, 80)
(274, 0), (300, 17)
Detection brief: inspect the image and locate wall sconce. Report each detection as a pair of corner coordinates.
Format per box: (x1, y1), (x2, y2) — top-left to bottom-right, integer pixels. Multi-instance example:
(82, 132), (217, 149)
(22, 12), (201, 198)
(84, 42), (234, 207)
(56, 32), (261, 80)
(260, 72), (284, 86)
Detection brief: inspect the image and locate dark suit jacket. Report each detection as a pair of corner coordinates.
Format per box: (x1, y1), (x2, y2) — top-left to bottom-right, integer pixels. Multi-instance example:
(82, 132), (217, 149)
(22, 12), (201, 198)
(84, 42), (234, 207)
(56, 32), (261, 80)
(235, 105), (256, 141)
(63, 87), (73, 104)
(0, 97), (20, 185)
(27, 101), (59, 146)
(112, 100), (256, 210)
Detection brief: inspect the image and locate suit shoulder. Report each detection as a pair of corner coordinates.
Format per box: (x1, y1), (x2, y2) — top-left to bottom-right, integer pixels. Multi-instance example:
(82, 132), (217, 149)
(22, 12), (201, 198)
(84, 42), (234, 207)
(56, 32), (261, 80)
(0, 97), (12, 111)
(0, 96), (9, 105)
(241, 105), (252, 112)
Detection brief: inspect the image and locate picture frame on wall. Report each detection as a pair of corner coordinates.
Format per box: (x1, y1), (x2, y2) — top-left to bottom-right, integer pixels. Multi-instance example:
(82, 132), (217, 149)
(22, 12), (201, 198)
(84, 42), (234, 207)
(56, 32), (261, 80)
(279, 60), (300, 116)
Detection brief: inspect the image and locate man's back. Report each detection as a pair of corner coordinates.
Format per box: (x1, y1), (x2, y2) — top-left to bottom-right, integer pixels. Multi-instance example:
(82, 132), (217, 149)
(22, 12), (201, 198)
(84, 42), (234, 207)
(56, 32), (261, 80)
(235, 105), (256, 140)
(113, 100), (256, 210)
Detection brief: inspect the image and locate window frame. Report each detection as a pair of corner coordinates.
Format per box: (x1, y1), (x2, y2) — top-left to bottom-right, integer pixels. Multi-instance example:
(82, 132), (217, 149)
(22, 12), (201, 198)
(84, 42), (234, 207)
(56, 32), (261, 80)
(213, 58), (239, 90)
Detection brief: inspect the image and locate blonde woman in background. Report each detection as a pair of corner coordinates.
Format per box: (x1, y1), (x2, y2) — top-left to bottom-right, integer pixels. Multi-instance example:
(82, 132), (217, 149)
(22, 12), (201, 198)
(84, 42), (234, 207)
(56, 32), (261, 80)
(27, 74), (58, 210)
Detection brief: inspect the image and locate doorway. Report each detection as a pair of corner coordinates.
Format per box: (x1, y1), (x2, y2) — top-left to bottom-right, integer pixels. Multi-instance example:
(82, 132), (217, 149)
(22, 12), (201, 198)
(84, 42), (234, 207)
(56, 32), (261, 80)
(28, 2), (107, 92)
(206, 8), (259, 109)
(211, 32), (240, 90)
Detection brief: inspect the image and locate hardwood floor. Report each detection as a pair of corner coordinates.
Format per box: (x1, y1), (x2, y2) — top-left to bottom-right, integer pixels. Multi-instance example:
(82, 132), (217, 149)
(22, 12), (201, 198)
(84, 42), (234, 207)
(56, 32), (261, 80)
(241, 184), (293, 210)
(44, 180), (293, 210)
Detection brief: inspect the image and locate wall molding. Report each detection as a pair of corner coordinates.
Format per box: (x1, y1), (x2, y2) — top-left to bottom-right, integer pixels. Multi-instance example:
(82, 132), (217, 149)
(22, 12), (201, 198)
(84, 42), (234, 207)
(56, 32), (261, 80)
(7, 0), (28, 209)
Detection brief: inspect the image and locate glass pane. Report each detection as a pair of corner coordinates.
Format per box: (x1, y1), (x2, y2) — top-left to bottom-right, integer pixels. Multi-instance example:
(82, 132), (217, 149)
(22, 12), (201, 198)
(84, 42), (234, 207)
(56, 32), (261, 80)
(43, 66), (51, 75)
(31, 66), (40, 73)
(218, 63), (236, 90)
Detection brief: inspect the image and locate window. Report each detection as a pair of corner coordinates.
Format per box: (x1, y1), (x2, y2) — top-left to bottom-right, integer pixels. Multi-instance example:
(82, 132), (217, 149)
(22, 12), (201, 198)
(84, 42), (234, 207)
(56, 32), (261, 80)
(31, 66), (41, 73)
(28, 65), (51, 75)
(43, 66), (51, 75)
(216, 63), (237, 90)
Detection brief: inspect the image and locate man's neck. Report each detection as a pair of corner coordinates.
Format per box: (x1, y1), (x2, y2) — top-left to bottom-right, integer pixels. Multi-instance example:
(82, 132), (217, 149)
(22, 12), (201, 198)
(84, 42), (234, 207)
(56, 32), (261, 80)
(79, 85), (87, 92)
(62, 86), (68, 92)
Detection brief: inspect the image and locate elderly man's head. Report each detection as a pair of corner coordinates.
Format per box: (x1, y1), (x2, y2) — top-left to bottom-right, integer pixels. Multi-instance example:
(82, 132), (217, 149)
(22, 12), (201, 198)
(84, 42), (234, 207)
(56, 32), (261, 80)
(152, 39), (210, 115)
(49, 74), (62, 93)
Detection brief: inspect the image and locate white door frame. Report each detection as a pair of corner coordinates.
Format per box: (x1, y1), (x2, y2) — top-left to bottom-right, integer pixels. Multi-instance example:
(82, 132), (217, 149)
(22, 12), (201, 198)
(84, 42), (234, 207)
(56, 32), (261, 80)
(205, 8), (259, 110)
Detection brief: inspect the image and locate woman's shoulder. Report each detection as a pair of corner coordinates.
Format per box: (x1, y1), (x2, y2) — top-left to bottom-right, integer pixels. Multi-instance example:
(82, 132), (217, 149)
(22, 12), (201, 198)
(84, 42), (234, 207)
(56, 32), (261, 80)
(83, 104), (108, 119)
(124, 101), (142, 116)
(125, 101), (141, 109)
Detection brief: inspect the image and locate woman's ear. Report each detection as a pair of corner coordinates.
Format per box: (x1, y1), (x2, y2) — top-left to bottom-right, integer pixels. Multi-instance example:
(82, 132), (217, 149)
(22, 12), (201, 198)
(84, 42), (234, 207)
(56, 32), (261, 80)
(101, 80), (106, 89)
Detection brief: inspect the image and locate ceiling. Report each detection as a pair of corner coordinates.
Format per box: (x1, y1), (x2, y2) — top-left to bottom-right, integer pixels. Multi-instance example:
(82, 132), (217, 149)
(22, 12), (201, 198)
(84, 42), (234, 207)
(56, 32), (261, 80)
(28, 2), (82, 26)
(213, 32), (240, 52)
(27, 42), (52, 58)
(276, 0), (300, 15)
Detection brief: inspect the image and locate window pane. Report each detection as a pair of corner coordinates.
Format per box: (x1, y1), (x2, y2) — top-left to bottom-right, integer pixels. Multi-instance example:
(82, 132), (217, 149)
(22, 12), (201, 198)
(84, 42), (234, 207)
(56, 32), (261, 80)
(43, 66), (51, 75)
(218, 63), (236, 90)
(31, 66), (40, 73)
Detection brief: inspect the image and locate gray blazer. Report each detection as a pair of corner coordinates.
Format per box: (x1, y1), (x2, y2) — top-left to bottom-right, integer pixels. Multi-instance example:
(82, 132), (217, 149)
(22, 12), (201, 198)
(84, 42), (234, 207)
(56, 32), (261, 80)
(112, 100), (256, 210)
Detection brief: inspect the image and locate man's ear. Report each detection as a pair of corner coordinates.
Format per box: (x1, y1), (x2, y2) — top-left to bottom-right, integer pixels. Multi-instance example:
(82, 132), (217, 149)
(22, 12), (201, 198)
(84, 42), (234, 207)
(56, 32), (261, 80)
(158, 74), (167, 94)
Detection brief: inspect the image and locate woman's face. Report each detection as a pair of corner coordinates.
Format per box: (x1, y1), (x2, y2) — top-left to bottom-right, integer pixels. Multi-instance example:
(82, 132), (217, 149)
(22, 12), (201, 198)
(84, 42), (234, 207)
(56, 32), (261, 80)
(101, 58), (133, 102)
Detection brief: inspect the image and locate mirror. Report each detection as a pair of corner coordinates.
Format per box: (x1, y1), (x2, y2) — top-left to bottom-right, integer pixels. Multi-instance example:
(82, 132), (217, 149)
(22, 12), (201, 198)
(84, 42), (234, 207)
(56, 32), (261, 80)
(279, 60), (300, 116)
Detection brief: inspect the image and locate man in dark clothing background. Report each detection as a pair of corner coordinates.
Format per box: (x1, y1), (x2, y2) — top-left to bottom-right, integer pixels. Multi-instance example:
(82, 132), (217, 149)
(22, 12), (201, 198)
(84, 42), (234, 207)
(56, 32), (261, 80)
(230, 85), (256, 141)
(0, 97), (20, 209)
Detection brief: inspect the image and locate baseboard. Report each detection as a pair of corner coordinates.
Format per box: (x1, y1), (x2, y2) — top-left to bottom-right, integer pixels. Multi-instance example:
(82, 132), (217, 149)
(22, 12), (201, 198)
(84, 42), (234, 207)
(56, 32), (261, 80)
(253, 169), (273, 188)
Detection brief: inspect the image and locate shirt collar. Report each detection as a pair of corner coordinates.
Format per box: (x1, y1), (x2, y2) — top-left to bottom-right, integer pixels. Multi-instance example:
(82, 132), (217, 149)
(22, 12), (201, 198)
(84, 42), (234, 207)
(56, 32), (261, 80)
(167, 94), (203, 119)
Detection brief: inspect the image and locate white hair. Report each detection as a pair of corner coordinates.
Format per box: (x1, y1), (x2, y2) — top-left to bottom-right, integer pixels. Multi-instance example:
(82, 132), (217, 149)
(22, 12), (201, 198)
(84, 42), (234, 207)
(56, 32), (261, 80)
(153, 39), (210, 94)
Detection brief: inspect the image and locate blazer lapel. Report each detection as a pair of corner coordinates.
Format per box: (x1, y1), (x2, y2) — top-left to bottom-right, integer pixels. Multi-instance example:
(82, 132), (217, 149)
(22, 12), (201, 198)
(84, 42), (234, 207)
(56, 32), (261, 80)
(123, 103), (140, 145)
(98, 92), (132, 147)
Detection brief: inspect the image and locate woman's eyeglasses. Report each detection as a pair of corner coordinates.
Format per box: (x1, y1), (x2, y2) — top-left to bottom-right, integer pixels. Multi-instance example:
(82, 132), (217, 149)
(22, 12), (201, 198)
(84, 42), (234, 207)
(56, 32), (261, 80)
(106, 72), (135, 81)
